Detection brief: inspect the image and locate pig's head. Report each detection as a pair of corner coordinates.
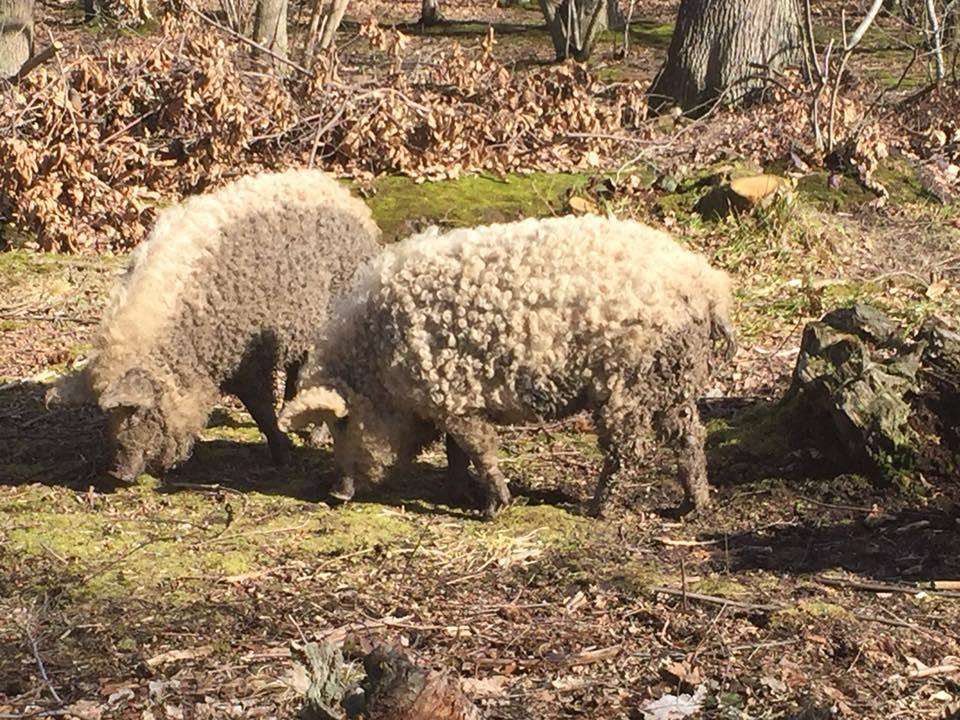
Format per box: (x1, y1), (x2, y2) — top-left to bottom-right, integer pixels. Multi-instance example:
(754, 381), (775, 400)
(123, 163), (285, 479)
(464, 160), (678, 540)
(279, 381), (433, 499)
(98, 369), (196, 481)
(49, 367), (193, 480)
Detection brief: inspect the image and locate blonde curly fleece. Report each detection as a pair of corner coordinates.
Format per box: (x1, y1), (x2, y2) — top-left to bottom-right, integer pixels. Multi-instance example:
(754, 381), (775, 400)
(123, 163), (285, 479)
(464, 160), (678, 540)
(282, 215), (734, 517)
(48, 168), (381, 480)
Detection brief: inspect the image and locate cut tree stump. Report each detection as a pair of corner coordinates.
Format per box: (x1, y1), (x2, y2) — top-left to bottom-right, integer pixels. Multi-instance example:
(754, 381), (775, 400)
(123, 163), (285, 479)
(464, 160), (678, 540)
(694, 173), (788, 218)
(298, 639), (483, 720)
(360, 644), (484, 720)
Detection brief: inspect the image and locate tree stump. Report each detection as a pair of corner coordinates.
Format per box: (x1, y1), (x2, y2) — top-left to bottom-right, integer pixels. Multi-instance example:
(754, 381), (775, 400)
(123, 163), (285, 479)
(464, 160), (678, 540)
(360, 645), (483, 720)
(784, 303), (960, 481)
(298, 640), (483, 720)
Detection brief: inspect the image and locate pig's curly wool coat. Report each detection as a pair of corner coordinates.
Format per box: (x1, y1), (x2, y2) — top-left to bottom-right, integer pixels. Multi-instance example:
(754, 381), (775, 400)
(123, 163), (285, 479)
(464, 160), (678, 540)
(281, 215), (735, 517)
(48, 169), (381, 479)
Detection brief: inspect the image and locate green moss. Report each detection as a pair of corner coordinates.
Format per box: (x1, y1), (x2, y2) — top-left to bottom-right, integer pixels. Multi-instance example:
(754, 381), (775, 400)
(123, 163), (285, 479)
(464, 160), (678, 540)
(797, 158), (939, 212)
(0, 319), (24, 332)
(691, 575), (750, 598)
(301, 503), (417, 555)
(624, 21), (674, 49)
(771, 600), (853, 629)
(201, 423), (267, 444)
(0, 250), (42, 278)
(616, 559), (677, 593)
(365, 172), (590, 241)
(472, 503), (587, 549)
(708, 402), (797, 463)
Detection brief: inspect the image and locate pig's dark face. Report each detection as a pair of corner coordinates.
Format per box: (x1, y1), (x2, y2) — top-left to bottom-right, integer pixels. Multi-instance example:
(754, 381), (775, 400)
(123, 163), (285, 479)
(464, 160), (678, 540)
(98, 369), (193, 480)
(105, 405), (192, 480)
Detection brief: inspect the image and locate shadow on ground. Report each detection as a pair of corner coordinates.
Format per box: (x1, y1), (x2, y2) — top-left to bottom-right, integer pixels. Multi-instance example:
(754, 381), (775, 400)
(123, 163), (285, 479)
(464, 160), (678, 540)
(0, 381), (495, 519)
(709, 505), (960, 583)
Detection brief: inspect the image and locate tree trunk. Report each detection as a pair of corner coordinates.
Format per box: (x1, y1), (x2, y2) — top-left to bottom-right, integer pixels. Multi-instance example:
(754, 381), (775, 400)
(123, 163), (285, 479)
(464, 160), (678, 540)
(0, 0), (34, 78)
(317, 0), (348, 50)
(649, 0), (802, 114)
(538, 0), (609, 61)
(607, 0), (624, 29)
(253, 0), (288, 60)
(420, 0), (441, 25)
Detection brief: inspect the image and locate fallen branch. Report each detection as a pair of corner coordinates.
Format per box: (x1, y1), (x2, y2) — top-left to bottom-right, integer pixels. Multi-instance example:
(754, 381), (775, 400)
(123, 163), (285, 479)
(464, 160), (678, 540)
(649, 586), (785, 613)
(816, 575), (960, 598)
(543, 644), (621, 667)
(795, 495), (876, 513)
(925, 580), (960, 591)
(657, 537), (719, 547)
(908, 663), (959, 679)
(12, 43), (62, 83)
(13, 608), (64, 706)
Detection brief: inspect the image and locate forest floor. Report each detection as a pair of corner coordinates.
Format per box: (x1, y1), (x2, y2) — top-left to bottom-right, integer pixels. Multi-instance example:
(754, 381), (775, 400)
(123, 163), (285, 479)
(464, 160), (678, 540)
(3, 2), (960, 719)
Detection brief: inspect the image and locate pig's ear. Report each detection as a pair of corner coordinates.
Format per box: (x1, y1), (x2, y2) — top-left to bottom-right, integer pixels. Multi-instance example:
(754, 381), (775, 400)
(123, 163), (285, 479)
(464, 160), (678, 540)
(45, 367), (95, 407)
(278, 385), (348, 431)
(99, 369), (156, 410)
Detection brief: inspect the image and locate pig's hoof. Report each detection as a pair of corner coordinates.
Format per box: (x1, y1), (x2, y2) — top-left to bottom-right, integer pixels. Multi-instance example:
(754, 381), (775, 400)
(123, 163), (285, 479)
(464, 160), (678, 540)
(480, 489), (510, 521)
(679, 492), (710, 518)
(587, 501), (607, 519)
(328, 476), (355, 505)
(269, 435), (294, 465)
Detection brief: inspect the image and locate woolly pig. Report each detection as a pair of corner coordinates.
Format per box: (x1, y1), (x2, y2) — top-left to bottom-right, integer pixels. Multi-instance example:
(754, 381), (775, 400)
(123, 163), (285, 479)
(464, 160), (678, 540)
(47, 169), (381, 481)
(279, 215), (735, 518)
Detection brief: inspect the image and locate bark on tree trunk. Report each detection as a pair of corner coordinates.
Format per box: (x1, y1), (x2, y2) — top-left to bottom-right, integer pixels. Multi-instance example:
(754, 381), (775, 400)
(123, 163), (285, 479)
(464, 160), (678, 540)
(305, 0), (349, 65)
(649, 0), (802, 114)
(0, 0), (34, 78)
(317, 0), (348, 51)
(538, 0), (609, 61)
(254, 0), (288, 60)
(420, 0), (441, 25)
(607, 0), (624, 29)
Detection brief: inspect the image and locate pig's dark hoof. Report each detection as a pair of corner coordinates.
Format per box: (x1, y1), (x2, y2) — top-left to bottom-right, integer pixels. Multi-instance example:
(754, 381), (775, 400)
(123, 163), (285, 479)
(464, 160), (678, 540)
(328, 476), (355, 506)
(587, 499), (609, 519)
(269, 434), (294, 465)
(480, 487), (511, 521)
(679, 492), (710, 518)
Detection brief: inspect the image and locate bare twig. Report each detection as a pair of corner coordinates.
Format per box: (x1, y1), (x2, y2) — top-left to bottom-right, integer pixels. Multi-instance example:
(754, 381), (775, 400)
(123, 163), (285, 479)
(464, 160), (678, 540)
(13, 606), (63, 706)
(680, 556), (688, 610)
(623, 0), (636, 54)
(816, 574), (960, 598)
(924, 0), (947, 81)
(802, 0), (821, 84)
(795, 495), (875, 513)
(909, 663), (959, 679)
(848, 0), (885, 50)
(827, 0), (884, 153)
